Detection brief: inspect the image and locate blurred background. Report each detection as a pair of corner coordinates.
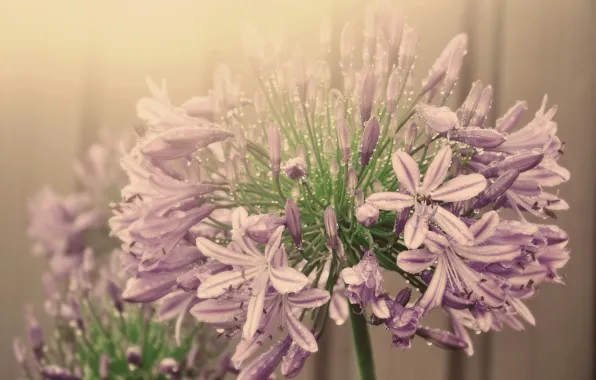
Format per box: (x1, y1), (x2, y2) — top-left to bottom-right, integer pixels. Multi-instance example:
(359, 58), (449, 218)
(1, 0), (594, 379)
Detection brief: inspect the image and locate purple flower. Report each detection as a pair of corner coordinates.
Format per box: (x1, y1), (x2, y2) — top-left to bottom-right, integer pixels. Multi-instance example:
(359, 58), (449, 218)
(126, 345), (143, 367)
(283, 157), (308, 179)
(281, 337), (314, 378)
(366, 146), (487, 248)
(397, 212), (520, 314)
(341, 251), (390, 318)
(196, 216), (309, 340)
(237, 336), (292, 380)
(356, 203), (380, 227)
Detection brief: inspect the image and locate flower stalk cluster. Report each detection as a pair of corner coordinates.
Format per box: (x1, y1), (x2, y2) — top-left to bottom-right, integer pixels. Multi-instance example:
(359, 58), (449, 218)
(110, 1), (571, 379)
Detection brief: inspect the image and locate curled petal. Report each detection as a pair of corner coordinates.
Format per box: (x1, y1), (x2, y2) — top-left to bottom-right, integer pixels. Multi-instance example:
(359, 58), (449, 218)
(329, 293), (349, 325)
(418, 257), (447, 314)
(392, 151), (420, 194)
(340, 267), (363, 286)
(370, 297), (390, 319)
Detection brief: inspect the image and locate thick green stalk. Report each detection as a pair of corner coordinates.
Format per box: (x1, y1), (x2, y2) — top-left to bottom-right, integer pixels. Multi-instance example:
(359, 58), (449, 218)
(350, 305), (377, 380)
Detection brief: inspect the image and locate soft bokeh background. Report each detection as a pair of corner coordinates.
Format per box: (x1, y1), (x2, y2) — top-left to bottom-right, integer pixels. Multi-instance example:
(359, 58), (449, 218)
(1, 1), (594, 379)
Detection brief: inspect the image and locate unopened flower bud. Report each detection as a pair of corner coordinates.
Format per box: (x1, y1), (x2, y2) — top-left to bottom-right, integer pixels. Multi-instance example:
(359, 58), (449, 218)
(233, 124), (247, 158)
(281, 337), (314, 378)
(415, 327), (468, 350)
(126, 345), (143, 367)
(267, 124), (282, 178)
(371, 180), (383, 193)
(13, 338), (26, 364)
(473, 169), (519, 209)
(470, 85), (493, 128)
(283, 157), (308, 180)
(496, 101), (528, 133)
(25, 306), (43, 362)
(404, 122), (418, 154)
(354, 189), (365, 208)
(356, 203), (379, 227)
(360, 67), (376, 126)
(360, 117), (380, 167)
(449, 128), (505, 149)
(480, 152), (543, 178)
(336, 118), (352, 164)
(398, 27), (419, 76)
(387, 68), (402, 112)
(347, 168), (358, 195)
(225, 158), (237, 187)
(324, 206), (339, 249)
(99, 354), (111, 380)
(422, 33), (467, 98)
(106, 279), (124, 313)
(415, 104), (459, 133)
(285, 199), (302, 248)
(158, 358), (180, 377)
(395, 288), (412, 306)
(459, 81), (485, 128)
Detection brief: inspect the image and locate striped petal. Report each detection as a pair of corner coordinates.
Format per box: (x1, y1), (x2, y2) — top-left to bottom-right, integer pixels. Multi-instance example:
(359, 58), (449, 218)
(270, 266), (309, 294)
(243, 288), (266, 340)
(418, 257), (447, 314)
(430, 174), (487, 202)
(197, 267), (259, 298)
(453, 243), (521, 263)
(189, 299), (245, 324)
(397, 249), (438, 274)
(432, 206), (474, 245)
(370, 297), (390, 319)
(421, 145), (452, 192)
(392, 151), (420, 194)
(366, 192), (415, 211)
(196, 237), (259, 267)
(287, 289), (331, 309)
(469, 211), (499, 244)
(508, 298), (536, 326)
(284, 303), (319, 352)
(265, 226), (285, 263)
(403, 210), (430, 249)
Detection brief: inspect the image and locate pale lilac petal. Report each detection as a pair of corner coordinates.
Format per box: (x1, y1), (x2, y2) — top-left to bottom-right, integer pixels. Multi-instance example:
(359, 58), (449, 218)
(448, 128), (505, 149)
(287, 288), (331, 308)
(365, 192), (415, 211)
(340, 267), (363, 286)
(392, 151), (420, 194)
(265, 226), (285, 263)
(430, 174), (487, 202)
(237, 336), (292, 380)
(396, 249), (438, 274)
(122, 271), (182, 303)
(329, 293), (349, 325)
(495, 101), (528, 133)
(469, 211), (499, 244)
(189, 299), (245, 324)
(415, 104), (459, 133)
(370, 297), (390, 319)
(453, 244), (520, 263)
(270, 266), (309, 294)
(447, 309), (474, 356)
(508, 298), (536, 326)
(196, 237), (259, 267)
(423, 231), (450, 254)
(404, 210), (430, 249)
(243, 288), (266, 340)
(231, 207), (249, 231)
(432, 206), (474, 245)
(421, 145), (452, 192)
(196, 267), (259, 298)
(284, 303), (319, 352)
(416, 327), (468, 350)
(418, 257), (447, 313)
(157, 290), (195, 321)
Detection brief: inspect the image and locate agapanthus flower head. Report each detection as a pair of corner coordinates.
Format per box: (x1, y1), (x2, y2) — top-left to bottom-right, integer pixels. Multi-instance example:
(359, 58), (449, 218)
(108, 0), (571, 377)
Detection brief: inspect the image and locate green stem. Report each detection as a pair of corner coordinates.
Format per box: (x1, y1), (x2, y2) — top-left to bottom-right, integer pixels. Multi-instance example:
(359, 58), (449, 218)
(350, 305), (376, 380)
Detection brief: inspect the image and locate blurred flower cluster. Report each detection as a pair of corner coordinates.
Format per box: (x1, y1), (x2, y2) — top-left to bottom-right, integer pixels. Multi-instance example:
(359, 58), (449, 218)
(18, 133), (233, 379)
(108, 0), (571, 378)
